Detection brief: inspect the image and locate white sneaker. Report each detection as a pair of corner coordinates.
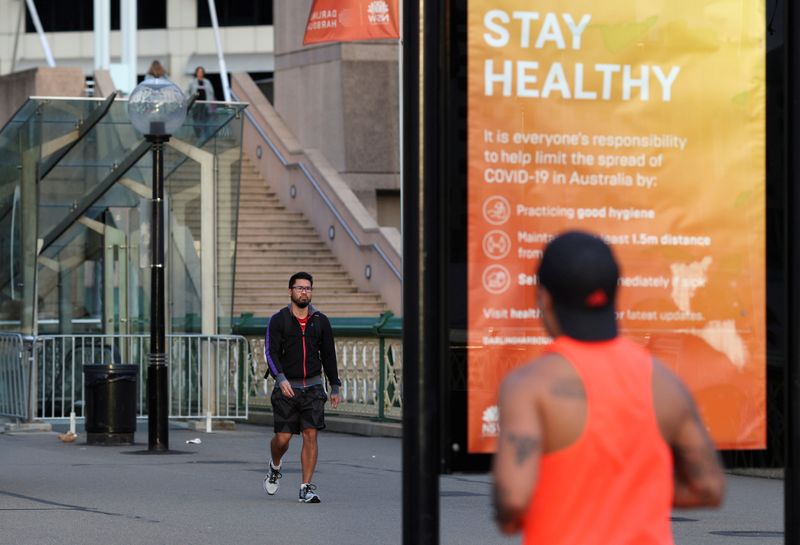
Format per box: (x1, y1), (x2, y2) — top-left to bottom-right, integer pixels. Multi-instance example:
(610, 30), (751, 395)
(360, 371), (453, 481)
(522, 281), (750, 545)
(298, 483), (320, 503)
(263, 463), (282, 496)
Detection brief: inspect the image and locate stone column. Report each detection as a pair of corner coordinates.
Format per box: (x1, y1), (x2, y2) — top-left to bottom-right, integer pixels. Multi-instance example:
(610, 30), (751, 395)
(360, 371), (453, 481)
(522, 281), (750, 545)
(273, 0), (400, 224)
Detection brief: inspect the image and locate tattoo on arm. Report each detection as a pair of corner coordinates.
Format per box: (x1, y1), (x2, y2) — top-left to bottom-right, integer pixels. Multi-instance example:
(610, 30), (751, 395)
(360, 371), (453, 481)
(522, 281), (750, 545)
(506, 433), (541, 465)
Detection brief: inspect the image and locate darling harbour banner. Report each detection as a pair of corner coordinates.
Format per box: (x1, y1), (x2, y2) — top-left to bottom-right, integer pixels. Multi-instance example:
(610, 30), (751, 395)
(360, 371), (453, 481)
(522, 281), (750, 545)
(303, 0), (400, 44)
(467, 0), (766, 452)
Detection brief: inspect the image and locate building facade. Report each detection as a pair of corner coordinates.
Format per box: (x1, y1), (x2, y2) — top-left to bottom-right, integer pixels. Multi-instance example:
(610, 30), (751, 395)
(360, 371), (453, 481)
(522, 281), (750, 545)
(0, 0), (275, 94)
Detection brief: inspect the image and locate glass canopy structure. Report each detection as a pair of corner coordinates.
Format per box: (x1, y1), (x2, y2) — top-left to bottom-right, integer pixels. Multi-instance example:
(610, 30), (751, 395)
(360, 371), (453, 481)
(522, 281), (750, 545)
(0, 96), (246, 336)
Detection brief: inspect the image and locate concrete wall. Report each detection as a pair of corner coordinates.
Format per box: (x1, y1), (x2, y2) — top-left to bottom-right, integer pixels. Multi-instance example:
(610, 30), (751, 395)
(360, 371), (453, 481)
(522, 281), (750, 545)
(92, 70), (116, 98)
(273, 0), (400, 228)
(0, 67), (85, 128)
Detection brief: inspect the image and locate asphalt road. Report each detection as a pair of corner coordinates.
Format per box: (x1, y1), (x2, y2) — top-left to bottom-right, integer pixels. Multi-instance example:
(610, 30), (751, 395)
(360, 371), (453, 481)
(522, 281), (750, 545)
(0, 422), (784, 545)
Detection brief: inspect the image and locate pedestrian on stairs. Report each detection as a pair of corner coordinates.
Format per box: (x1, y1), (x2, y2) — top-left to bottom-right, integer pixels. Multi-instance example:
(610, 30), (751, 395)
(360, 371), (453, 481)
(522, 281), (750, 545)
(186, 66), (216, 138)
(263, 272), (341, 503)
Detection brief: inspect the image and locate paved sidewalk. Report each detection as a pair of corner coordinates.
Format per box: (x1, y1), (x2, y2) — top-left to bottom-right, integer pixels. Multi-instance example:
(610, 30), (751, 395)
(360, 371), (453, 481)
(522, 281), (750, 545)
(0, 421), (784, 545)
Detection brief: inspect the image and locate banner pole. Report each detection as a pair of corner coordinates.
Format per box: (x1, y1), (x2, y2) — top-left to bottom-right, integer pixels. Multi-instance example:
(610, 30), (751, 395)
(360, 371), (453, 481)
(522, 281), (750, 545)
(27, 0), (55, 67)
(398, 0), (404, 236)
(402, 0), (441, 543)
(785, 0), (800, 540)
(207, 0), (232, 102)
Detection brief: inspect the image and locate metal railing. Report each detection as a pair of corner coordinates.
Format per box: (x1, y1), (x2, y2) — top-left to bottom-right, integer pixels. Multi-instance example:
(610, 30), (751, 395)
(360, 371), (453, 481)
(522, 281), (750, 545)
(32, 334), (251, 421)
(0, 333), (29, 419)
(1, 316), (403, 423)
(238, 313), (403, 421)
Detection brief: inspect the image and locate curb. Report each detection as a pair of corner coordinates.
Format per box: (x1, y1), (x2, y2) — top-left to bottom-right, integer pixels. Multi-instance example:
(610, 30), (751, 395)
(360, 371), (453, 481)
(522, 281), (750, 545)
(177, 419), (238, 432)
(728, 468), (784, 480)
(247, 410), (402, 438)
(3, 421), (53, 433)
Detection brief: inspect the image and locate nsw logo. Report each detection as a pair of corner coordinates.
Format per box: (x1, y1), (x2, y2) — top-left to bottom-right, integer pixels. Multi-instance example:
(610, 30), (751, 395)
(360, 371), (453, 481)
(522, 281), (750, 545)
(481, 405), (499, 437)
(367, 0), (391, 25)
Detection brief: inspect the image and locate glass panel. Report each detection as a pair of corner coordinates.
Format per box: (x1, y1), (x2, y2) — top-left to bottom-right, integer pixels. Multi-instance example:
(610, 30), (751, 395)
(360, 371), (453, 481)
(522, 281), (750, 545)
(0, 101), (44, 332)
(162, 101), (245, 333)
(38, 99), (143, 240)
(37, 223), (103, 335)
(0, 97), (245, 335)
(165, 143), (202, 333)
(0, 119), (27, 330)
(213, 112), (243, 333)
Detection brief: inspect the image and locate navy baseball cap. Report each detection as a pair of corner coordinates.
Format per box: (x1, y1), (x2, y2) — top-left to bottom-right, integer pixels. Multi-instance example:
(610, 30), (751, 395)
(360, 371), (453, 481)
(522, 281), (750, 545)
(537, 231), (619, 341)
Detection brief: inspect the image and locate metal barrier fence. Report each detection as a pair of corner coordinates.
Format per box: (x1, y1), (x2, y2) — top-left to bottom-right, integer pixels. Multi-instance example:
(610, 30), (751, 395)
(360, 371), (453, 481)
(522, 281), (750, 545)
(247, 336), (403, 420)
(33, 334), (251, 421)
(1, 316), (403, 423)
(0, 333), (29, 419)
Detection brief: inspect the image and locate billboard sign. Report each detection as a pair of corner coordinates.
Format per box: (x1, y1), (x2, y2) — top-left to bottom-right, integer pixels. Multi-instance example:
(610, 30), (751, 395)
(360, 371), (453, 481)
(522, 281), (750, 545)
(467, 0), (766, 453)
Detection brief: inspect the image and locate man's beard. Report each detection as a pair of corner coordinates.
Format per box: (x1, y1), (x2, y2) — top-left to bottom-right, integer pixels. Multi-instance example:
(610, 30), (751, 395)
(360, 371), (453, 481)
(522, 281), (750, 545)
(292, 295), (310, 308)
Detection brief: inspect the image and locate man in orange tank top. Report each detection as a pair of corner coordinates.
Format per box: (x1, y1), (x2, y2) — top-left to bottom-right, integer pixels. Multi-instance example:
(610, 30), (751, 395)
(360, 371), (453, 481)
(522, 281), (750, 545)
(492, 231), (725, 544)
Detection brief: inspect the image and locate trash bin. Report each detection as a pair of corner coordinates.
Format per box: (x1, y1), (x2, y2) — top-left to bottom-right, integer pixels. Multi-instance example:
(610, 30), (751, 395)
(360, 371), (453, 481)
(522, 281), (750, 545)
(83, 364), (138, 445)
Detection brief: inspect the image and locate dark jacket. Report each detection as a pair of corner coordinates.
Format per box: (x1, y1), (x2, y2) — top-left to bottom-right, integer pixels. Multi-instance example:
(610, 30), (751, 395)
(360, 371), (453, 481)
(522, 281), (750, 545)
(265, 305), (341, 394)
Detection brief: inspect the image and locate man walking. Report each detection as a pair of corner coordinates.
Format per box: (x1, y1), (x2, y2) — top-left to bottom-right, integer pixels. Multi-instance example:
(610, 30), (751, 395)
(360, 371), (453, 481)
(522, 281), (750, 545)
(492, 231), (725, 543)
(263, 272), (341, 503)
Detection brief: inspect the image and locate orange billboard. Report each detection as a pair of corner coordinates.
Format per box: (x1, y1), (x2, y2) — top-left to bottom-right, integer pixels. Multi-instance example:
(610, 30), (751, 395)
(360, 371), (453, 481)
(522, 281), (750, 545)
(303, 0), (400, 45)
(467, 1), (766, 453)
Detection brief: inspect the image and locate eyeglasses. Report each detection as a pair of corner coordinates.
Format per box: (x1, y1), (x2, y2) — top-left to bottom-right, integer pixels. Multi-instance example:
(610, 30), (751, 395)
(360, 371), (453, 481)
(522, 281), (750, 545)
(291, 286), (313, 292)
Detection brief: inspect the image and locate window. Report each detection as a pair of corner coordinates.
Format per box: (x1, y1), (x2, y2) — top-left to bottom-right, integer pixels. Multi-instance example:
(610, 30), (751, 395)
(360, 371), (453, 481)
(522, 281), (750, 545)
(26, 0), (93, 32)
(111, 0), (166, 30)
(25, 0), (165, 32)
(197, 0), (272, 27)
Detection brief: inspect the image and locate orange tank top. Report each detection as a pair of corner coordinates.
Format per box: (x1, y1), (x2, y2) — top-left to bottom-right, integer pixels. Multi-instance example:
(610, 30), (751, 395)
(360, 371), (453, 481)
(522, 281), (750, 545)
(522, 336), (674, 545)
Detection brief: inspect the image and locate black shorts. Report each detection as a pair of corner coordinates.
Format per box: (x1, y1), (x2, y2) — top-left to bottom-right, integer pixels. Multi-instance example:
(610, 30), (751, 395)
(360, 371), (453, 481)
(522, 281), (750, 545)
(271, 384), (328, 434)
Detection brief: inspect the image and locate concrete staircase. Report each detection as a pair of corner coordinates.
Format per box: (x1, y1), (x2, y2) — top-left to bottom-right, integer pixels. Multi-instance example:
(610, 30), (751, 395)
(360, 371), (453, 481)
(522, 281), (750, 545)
(231, 157), (388, 318)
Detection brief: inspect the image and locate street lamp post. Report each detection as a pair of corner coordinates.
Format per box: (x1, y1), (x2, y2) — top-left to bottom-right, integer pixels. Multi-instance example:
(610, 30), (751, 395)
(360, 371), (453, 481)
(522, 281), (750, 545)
(128, 78), (188, 451)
